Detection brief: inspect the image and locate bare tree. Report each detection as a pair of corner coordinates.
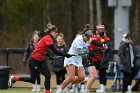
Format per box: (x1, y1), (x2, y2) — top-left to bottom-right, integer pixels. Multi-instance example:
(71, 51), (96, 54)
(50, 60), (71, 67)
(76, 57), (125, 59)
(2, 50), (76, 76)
(96, 0), (102, 24)
(43, 0), (51, 28)
(89, 0), (94, 28)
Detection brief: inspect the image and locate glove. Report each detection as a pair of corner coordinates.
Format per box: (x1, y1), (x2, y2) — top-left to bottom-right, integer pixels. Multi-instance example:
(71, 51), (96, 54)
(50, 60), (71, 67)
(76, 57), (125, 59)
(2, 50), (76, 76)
(102, 44), (108, 50)
(65, 54), (73, 58)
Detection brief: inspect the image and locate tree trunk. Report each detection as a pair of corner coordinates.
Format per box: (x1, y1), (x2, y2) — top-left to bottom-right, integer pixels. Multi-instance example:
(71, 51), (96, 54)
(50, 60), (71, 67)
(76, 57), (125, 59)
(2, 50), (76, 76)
(96, 0), (102, 24)
(89, 0), (94, 28)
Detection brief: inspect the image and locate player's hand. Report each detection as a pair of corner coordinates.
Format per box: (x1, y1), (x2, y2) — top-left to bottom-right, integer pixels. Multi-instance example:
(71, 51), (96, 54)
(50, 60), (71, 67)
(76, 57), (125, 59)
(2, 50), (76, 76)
(102, 44), (108, 50)
(65, 54), (74, 58)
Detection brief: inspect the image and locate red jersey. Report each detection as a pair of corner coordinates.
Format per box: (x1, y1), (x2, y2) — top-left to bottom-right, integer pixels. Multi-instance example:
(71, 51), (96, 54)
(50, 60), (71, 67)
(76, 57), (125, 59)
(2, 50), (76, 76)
(32, 34), (54, 61)
(89, 35), (110, 62)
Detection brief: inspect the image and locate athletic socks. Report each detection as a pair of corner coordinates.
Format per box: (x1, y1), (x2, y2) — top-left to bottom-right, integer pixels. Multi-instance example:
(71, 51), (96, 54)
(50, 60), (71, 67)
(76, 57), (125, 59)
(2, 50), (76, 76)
(14, 76), (19, 81)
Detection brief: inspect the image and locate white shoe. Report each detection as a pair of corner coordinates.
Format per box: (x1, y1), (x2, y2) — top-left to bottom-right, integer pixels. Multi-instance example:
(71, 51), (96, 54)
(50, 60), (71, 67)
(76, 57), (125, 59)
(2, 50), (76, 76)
(55, 85), (60, 92)
(96, 88), (105, 92)
(74, 84), (79, 92)
(80, 84), (85, 92)
(36, 85), (40, 91)
(9, 76), (16, 88)
(69, 89), (74, 92)
(69, 84), (79, 92)
(63, 84), (71, 92)
(84, 89), (89, 93)
(55, 87), (62, 93)
(63, 86), (70, 93)
(32, 84), (36, 91)
(125, 85), (132, 93)
(80, 89), (85, 92)
(125, 91), (131, 93)
(96, 84), (105, 92)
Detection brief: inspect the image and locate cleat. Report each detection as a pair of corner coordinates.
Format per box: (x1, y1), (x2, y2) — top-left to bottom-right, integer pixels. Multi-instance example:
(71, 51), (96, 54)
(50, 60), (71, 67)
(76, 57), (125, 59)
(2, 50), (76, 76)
(9, 76), (16, 88)
(36, 85), (41, 91)
(32, 84), (36, 91)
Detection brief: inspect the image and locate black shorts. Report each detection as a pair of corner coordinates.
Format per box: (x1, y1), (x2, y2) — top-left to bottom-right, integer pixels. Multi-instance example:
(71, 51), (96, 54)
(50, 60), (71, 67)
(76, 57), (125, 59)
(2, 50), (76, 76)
(86, 61), (100, 70)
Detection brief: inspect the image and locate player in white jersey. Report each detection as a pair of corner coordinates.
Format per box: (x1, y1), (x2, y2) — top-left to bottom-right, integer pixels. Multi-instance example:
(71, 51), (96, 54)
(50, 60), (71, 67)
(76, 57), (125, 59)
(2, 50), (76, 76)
(56, 24), (93, 93)
(64, 35), (89, 67)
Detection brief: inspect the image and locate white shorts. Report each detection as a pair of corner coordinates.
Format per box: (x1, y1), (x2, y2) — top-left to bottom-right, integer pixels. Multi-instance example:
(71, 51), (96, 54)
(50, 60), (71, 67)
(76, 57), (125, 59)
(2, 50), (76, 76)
(64, 56), (83, 67)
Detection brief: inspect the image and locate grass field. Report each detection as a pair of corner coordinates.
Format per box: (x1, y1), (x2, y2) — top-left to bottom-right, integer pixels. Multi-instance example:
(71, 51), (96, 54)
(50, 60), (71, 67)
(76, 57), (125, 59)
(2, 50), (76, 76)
(0, 88), (139, 93)
(0, 74), (139, 93)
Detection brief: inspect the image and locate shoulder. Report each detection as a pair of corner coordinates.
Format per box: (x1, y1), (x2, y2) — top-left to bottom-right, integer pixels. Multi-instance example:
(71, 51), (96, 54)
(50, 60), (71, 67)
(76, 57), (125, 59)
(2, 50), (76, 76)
(104, 36), (110, 41)
(73, 35), (83, 43)
(120, 41), (126, 45)
(41, 34), (53, 41)
(75, 35), (82, 40)
(43, 34), (52, 39)
(64, 45), (69, 50)
(119, 41), (127, 48)
(91, 35), (98, 40)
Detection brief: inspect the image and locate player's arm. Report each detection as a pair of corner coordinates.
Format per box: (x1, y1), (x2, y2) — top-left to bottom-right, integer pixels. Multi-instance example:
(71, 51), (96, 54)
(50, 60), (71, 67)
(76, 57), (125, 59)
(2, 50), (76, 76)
(91, 40), (103, 47)
(48, 44), (72, 58)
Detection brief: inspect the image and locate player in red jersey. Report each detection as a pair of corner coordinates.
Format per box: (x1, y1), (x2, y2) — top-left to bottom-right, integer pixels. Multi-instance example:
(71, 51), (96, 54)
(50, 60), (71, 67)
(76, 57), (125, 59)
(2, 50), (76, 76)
(9, 24), (72, 93)
(84, 24), (112, 92)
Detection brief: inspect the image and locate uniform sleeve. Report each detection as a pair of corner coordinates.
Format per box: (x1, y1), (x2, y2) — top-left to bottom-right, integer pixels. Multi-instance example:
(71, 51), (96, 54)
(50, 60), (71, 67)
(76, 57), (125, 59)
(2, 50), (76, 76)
(91, 35), (103, 47)
(74, 38), (83, 49)
(48, 45), (70, 57)
(91, 40), (102, 47)
(92, 35), (98, 41)
(104, 36), (110, 41)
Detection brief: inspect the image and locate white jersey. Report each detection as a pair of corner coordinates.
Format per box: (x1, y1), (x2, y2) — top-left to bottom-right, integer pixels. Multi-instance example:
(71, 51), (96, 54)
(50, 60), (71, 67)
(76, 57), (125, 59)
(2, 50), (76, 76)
(64, 35), (89, 67)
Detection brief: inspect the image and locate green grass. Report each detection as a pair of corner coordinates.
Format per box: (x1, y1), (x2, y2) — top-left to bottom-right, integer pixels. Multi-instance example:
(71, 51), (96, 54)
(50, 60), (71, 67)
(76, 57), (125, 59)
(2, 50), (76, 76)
(0, 88), (43, 93)
(0, 88), (139, 93)
(0, 88), (35, 93)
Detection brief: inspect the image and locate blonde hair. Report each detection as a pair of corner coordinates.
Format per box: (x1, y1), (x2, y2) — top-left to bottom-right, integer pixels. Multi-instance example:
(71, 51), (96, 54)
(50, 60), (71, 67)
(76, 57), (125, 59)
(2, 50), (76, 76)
(33, 30), (40, 35)
(32, 30), (40, 42)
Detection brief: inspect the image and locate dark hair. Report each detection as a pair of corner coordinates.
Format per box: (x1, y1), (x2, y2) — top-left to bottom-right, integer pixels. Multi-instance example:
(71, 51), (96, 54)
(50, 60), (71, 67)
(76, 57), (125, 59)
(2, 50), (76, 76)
(82, 24), (93, 37)
(44, 23), (57, 33)
(125, 33), (132, 39)
(37, 23), (58, 39)
(37, 31), (46, 39)
(83, 24), (91, 34)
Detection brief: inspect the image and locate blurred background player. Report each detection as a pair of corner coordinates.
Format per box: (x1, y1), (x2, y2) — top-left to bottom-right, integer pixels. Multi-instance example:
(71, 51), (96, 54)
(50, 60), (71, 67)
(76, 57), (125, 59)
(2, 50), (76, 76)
(118, 33), (139, 93)
(50, 33), (69, 92)
(22, 30), (41, 91)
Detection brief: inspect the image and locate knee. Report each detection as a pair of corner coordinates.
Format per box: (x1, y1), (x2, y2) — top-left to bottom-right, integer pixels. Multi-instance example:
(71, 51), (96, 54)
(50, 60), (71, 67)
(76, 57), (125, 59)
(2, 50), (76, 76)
(78, 75), (85, 81)
(68, 76), (75, 81)
(90, 73), (97, 80)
